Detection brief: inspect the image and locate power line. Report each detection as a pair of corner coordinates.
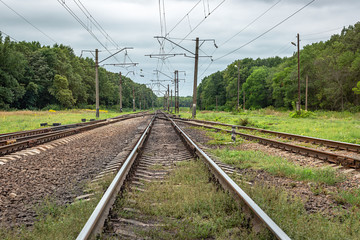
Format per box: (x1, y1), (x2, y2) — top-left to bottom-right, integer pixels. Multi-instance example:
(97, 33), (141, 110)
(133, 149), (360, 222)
(220, 0), (282, 47)
(167, 0), (202, 37)
(302, 26), (343, 37)
(57, 0), (121, 62)
(0, 30), (19, 42)
(172, 0), (226, 49)
(215, 0), (316, 61)
(72, 0), (119, 49)
(0, 0), (56, 43)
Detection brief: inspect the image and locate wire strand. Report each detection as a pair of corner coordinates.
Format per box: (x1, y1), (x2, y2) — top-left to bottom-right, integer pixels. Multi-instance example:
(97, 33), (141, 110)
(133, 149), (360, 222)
(0, 0), (56, 43)
(215, 0), (315, 61)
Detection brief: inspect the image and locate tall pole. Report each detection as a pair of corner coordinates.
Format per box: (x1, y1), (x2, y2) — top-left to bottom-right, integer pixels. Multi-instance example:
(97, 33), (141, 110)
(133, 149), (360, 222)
(297, 33), (301, 111)
(132, 87), (135, 112)
(192, 37), (199, 118)
(237, 60), (240, 111)
(170, 89), (173, 113)
(95, 49), (99, 118)
(167, 84), (170, 112)
(175, 70), (179, 114)
(305, 75), (308, 111)
(119, 72), (122, 112)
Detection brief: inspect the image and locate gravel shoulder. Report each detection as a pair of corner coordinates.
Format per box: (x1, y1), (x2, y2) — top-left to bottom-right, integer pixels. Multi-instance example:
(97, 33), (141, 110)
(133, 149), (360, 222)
(0, 116), (150, 228)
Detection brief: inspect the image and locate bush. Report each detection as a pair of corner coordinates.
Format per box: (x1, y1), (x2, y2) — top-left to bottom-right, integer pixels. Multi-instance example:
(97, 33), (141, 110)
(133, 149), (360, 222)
(289, 110), (315, 118)
(237, 117), (252, 126)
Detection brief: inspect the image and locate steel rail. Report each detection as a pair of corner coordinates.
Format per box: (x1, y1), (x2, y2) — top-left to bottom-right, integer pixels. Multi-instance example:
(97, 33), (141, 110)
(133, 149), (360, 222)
(171, 117), (360, 152)
(0, 111), (150, 142)
(164, 114), (290, 240)
(76, 114), (156, 240)
(172, 118), (360, 168)
(0, 112), (150, 156)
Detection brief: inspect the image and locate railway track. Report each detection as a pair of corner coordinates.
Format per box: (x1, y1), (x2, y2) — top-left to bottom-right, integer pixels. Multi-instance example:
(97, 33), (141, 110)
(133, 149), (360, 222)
(0, 112), (148, 157)
(170, 117), (360, 169)
(76, 112), (290, 239)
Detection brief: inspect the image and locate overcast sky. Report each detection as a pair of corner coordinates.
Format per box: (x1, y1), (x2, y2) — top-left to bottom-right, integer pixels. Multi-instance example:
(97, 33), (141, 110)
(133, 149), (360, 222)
(1, 0), (359, 96)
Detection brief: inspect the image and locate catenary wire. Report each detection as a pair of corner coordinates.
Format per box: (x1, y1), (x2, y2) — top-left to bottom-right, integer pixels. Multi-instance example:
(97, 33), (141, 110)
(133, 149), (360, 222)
(215, 0), (316, 61)
(0, 0), (56, 43)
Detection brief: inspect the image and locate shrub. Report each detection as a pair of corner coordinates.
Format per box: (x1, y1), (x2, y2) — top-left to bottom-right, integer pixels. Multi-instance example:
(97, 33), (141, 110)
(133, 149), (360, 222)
(289, 110), (315, 118)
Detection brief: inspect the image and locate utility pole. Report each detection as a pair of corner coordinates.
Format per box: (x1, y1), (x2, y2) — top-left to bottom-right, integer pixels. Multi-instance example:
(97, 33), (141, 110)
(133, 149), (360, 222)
(95, 49), (99, 118)
(119, 72), (122, 112)
(305, 75), (308, 111)
(170, 89), (173, 113)
(167, 84), (170, 112)
(192, 37), (199, 118)
(297, 33), (301, 111)
(174, 70), (179, 114)
(237, 60), (241, 111)
(132, 87), (136, 112)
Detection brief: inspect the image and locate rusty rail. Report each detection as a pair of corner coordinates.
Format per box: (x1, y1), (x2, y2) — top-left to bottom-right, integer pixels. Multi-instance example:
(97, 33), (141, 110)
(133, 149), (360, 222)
(171, 116), (360, 153)
(76, 114), (156, 240)
(171, 118), (360, 169)
(77, 112), (290, 239)
(164, 113), (290, 240)
(0, 112), (150, 156)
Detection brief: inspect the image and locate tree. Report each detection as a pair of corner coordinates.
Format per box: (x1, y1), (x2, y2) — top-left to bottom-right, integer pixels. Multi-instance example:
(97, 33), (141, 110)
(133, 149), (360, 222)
(48, 74), (76, 108)
(242, 67), (270, 109)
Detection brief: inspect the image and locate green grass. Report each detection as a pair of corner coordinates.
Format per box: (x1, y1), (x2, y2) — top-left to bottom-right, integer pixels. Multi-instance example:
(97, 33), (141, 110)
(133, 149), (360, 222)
(114, 160), (270, 239)
(237, 180), (360, 240)
(212, 148), (344, 185)
(180, 109), (360, 144)
(0, 109), (137, 134)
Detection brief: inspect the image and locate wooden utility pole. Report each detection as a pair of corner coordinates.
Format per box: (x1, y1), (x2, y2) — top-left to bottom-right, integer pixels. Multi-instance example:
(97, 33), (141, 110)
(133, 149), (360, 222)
(237, 60), (240, 111)
(95, 49), (99, 118)
(192, 37), (199, 118)
(132, 87), (135, 112)
(119, 72), (122, 112)
(170, 89), (173, 113)
(167, 84), (170, 112)
(305, 75), (308, 111)
(174, 70), (179, 114)
(297, 33), (301, 111)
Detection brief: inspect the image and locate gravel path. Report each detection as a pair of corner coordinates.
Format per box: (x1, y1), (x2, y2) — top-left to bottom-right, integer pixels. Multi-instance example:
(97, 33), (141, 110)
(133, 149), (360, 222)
(0, 116), (150, 228)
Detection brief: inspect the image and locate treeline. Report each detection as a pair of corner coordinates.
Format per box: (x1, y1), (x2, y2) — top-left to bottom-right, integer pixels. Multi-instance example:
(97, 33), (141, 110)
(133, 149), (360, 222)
(0, 36), (156, 110)
(156, 96), (193, 109)
(198, 22), (360, 111)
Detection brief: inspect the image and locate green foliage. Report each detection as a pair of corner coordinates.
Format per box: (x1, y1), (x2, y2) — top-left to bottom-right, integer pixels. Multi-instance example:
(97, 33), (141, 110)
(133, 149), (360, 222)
(197, 22), (360, 112)
(353, 81), (360, 94)
(289, 110), (315, 118)
(0, 36), (156, 110)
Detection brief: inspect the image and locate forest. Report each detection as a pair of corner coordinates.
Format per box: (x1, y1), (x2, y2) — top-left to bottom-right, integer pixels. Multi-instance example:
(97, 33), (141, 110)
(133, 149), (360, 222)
(1, 22), (360, 112)
(0, 36), (156, 110)
(197, 22), (360, 112)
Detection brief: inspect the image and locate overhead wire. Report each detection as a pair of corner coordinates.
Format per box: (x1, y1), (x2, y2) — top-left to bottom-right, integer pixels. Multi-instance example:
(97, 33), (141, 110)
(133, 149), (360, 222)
(215, 0), (316, 61)
(57, 0), (121, 63)
(199, 0), (282, 78)
(0, 0), (56, 43)
(0, 30), (19, 42)
(220, 0), (282, 47)
(74, 0), (120, 49)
